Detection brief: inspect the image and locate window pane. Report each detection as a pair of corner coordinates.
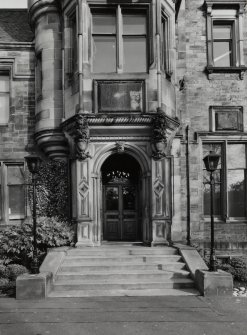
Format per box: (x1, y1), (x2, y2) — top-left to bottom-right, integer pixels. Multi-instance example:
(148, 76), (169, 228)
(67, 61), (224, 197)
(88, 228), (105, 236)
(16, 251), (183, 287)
(123, 13), (146, 35)
(227, 144), (246, 169)
(7, 165), (24, 185)
(123, 37), (146, 72)
(203, 183), (221, 216)
(92, 14), (116, 34)
(93, 36), (116, 73)
(123, 186), (136, 210)
(106, 187), (119, 211)
(0, 94), (9, 124)
(213, 25), (232, 39)
(228, 170), (245, 217)
(9, 185), (25, 217)
(203, 143), (222, 169)
(0, 76), (9, 92)
(213, 41), (232, 66)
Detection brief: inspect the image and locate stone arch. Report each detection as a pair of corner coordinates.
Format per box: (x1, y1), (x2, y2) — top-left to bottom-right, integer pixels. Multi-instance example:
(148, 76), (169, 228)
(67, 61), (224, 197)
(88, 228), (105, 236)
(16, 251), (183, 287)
(92, 142), (151, 176)
(91, 142), (152, 244)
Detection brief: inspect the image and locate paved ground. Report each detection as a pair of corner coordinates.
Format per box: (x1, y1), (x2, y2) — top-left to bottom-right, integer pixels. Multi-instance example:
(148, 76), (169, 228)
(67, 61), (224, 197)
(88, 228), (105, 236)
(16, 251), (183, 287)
(0, 295), (247, 335)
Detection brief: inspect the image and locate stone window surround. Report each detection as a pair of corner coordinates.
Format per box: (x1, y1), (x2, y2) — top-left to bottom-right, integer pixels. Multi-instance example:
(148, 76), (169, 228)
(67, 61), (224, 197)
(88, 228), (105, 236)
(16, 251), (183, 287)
(0, 70), (10, 126)
(205, 0), (247, 79)
(202, 139), (247, 223)
(160, 3), (174, 77)
(209, 106), (243, 132)
(0, 161), (26, 224)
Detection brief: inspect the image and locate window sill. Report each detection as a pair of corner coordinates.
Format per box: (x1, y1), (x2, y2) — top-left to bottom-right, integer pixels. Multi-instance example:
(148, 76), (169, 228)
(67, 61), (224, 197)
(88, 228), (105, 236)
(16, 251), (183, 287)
(204, 218), (247, 224)
(92, 73), (149, 80)
(206, 66), (247, 80)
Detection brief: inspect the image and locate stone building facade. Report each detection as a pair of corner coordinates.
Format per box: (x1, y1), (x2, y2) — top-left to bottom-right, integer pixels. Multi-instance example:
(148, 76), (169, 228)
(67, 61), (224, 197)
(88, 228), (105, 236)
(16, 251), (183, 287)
(1, 0), (247, 251)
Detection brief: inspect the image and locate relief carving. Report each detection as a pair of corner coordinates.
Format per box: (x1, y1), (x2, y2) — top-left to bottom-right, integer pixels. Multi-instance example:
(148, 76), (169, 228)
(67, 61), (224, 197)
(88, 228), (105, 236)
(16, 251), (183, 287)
(74, 114), (91, 161)
(116, 141), (125, 153)
(152, 108), (180, 160)
(152, 111), (167, 160)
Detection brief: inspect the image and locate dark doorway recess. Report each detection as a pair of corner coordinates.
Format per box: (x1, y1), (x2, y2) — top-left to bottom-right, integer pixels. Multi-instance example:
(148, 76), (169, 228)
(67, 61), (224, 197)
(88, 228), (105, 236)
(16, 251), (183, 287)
(101, 153), (142, 241)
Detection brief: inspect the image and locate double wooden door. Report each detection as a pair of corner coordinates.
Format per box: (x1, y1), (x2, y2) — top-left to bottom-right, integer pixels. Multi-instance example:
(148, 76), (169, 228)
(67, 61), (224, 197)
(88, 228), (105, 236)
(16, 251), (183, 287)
(103, 184), (138, 241)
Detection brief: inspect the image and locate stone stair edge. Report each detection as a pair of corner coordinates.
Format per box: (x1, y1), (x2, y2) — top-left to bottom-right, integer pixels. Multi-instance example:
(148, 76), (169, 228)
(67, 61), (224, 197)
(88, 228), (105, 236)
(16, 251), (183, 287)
(54, 278), (194, 284)
(56, 269), (190, 276)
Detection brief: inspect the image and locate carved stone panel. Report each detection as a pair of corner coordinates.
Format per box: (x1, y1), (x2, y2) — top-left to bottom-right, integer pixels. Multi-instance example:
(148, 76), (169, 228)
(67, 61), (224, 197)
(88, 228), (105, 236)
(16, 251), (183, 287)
(151, 157), (172, 245)
(78, 160), (90, 218)
(152, 158), (171, 218)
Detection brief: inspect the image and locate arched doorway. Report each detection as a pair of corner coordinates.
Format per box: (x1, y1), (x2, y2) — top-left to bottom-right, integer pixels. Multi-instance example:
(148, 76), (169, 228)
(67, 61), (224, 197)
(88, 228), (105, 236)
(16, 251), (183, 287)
(101, 153), (142, 241)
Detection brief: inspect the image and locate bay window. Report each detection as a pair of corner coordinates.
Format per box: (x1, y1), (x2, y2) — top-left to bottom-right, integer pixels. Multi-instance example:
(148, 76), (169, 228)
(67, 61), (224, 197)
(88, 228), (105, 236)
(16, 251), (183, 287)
(203, 142), (247, 220)
(91, 6), (148, 73)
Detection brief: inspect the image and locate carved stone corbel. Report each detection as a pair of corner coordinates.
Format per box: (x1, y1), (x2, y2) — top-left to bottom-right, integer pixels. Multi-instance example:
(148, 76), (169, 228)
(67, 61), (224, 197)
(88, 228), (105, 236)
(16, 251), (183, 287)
(74, 114), (91, 161)
(152, 108), (180, 160)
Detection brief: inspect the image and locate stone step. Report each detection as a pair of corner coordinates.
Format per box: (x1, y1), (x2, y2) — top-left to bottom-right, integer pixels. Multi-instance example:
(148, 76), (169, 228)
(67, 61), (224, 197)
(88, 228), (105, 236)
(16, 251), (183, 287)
(49, 287), (200, 297)
(55, 270), (190, 281)
(53, 278), (195, 291)
(62, 255), (182, 265)
(66, 247), (178, 256)
(59, 262), (186, 273)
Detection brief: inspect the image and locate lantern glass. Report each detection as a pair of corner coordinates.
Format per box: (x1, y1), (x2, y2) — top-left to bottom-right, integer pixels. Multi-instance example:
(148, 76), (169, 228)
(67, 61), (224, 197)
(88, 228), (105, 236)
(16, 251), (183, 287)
(203, 151), (220, 172)
(25, 155), (41, 174)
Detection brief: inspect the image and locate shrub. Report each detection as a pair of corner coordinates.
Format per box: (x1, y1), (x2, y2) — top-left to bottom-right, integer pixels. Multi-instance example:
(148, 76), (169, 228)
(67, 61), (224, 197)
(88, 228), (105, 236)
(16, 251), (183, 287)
(233, 268), (247, 282)
(0, 278), (9, 287)
(0, 217), (74, 269)
(7, 264), (28, 281)
(0, 265), (8, 278)
(229, 257), (247, 269)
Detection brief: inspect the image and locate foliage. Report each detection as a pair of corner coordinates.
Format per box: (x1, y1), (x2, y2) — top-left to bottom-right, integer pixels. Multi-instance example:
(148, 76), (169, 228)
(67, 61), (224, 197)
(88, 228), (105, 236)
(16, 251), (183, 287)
(0, 264), (28, 281)
(0, 265), (8, 278)
(229, 257), (247, 269)
(6, 264), (28, 281)
(27, 160), (70, 222)
(0, 278), (9, 287)
(0, 217), (74, 269)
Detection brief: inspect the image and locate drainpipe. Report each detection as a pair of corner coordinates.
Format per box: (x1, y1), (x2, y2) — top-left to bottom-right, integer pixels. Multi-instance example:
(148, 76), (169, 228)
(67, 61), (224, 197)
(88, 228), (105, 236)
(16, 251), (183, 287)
(186, 125), (191, 245)
(156, 0), (162, 108)
(77, 0), (83, 112)
(61, 3), (65, 120)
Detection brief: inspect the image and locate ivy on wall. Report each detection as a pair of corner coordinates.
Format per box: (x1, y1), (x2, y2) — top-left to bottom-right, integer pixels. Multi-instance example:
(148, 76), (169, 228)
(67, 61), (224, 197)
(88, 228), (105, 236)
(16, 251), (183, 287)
(28, 160), (71, 223)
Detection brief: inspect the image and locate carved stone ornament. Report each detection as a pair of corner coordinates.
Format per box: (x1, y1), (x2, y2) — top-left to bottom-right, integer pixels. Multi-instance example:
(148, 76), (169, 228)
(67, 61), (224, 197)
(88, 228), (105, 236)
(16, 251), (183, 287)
(116, 141), (125, 153)
(74, 115), (91, 161)
(152, 108), (180, 160)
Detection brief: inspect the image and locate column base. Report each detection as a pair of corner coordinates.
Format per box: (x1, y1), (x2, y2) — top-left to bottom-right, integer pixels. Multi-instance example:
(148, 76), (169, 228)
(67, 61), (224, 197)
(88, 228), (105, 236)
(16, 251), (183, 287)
(76, 240), (95, 248)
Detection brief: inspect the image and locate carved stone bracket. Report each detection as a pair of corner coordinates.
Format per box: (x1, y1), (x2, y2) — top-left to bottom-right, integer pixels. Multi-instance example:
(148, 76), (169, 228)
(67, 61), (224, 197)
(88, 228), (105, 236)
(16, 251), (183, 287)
(152, 109), (180, 160)
(61, 114), (91, 161)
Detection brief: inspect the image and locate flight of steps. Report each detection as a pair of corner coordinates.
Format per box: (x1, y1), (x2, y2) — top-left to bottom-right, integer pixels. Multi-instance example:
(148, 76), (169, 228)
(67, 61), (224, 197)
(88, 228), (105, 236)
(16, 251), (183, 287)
(49, 245), (199, 297)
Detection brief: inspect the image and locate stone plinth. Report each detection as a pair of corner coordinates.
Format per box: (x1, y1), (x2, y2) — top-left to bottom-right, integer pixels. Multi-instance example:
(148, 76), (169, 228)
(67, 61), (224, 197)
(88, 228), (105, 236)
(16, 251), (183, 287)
(195, 269), (233, 296)
(16, 272), (52, 300)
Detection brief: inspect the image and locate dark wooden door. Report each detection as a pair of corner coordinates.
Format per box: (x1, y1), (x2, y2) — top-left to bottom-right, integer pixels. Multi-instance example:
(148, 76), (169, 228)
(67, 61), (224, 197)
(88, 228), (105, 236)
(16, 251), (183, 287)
(103, 184), (138, 241)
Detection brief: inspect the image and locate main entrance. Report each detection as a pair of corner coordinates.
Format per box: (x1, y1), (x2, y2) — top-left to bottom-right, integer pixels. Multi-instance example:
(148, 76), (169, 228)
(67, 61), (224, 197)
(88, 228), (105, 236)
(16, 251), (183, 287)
(102, 154), (141, 241)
